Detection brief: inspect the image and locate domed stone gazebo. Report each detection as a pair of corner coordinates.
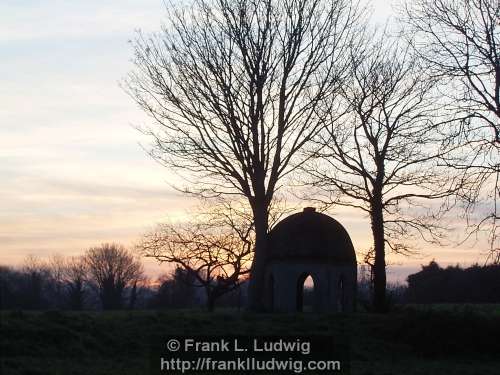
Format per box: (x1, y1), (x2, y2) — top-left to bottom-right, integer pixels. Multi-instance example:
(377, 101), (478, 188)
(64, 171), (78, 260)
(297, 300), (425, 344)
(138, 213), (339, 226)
(263, 207), (357, 313)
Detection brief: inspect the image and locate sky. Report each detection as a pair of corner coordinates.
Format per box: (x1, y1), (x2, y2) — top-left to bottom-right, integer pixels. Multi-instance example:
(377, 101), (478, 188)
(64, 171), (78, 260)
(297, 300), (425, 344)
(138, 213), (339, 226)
(0, 0), (489, 283)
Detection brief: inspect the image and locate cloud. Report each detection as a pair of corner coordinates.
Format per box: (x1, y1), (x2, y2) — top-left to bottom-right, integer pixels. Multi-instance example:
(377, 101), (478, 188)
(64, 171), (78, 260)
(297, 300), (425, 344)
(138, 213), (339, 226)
(0, 0), (489, 278)
(0, 0), (164, 43)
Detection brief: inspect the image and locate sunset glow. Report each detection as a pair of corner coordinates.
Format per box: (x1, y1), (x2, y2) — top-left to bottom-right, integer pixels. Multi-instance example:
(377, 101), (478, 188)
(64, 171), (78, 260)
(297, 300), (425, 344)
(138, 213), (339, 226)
(0, 0), (490, 283)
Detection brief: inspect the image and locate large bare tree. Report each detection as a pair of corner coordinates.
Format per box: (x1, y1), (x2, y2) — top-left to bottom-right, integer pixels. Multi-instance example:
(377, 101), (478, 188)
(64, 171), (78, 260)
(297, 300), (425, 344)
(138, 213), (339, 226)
(306, 33), (460, 311)
(401, 0), (500, 262)
(126, 0), (361, 309)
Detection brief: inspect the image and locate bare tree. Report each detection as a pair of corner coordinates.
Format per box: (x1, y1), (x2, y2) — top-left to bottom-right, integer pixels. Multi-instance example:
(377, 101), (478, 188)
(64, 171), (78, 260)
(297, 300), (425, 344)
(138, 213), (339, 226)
(84, 243), (144, 310)
(126, 0), (362, 309)
(20, 255), (51, 309)
(400, 0), (500, 262)
(47, 254), (66, 308)
(305, 33), (460, 311)
(63, 256), (87, 310)
(139, 205), (253, 311)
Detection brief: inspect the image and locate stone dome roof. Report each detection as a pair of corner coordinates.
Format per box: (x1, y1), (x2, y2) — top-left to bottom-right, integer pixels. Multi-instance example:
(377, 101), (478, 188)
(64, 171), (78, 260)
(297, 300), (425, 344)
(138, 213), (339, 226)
(266, 208), (356, 264)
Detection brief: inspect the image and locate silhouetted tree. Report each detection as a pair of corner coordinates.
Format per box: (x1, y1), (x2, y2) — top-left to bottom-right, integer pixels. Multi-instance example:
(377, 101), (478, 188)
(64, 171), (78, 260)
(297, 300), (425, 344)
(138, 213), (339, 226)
(153, 268), (199, 309)
(139, 205), (252, 311)
(128, 280), (138, 310)
(84, 243), (144, 310)
(407, 261), (500, 303)
(0, 257), (58, 310)
(0, 266), (23, 309)
(305, 32), (459, 311)
(63, 256), (87, 310)
(19, 255), (51, 309)
(401, 0), (500, 262)
(47, 254), (66, 308)
(126, 0), (362, 310)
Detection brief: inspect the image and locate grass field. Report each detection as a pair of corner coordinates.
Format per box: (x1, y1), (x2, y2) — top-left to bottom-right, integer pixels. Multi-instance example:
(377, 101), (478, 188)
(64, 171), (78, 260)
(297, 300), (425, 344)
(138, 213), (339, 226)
(1, 305), (500, 375)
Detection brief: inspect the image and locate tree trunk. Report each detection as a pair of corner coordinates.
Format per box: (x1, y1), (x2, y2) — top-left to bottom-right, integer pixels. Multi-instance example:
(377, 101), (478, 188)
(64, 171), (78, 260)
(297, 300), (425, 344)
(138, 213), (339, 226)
(370, 196), (387, 313)
(247, 200), (269, 311)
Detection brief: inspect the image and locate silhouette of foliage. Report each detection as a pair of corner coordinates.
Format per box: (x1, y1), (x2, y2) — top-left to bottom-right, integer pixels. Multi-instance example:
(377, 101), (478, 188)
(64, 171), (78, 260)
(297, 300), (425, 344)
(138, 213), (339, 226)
(151, 268), (199, 309)
(84, 243), (144, 310)
(407, 261), (500, 303)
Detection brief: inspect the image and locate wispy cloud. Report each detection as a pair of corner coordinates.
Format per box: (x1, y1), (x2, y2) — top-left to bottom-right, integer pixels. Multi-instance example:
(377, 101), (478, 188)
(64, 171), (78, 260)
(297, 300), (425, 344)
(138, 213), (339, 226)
(0, 0), (164, 42)
(0, 0), (486, 282)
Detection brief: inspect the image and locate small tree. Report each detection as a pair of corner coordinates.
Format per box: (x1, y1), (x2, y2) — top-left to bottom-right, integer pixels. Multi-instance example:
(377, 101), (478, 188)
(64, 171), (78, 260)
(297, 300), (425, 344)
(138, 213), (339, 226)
(153, 268), (199, 309)
(84, 243), (144, 310)
(20, 255), (51, 309)
(47, 254), (66, 308)
(139, 206), (253, 311)
(0, 266), (25, 309)
(63, 256), (87, 310)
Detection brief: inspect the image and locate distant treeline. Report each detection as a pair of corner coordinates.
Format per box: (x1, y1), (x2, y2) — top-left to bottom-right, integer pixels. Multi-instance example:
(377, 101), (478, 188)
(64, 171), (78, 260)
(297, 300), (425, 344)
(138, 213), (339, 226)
(0, 248), (148, 311)
(2, 253), (499, 310)
(0, 263), (244, 311)
(406, 261), (500, 304)
(0, 249), (244, 311)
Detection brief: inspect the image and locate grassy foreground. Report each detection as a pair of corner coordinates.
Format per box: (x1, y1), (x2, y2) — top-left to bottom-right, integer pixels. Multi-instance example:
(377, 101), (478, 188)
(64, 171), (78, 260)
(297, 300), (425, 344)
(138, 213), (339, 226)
(1, 306), (500, 375)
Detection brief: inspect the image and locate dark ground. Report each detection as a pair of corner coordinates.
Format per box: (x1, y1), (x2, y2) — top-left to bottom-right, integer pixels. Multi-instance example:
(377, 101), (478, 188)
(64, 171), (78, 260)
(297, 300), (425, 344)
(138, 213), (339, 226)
(1, 305), (500, 375)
